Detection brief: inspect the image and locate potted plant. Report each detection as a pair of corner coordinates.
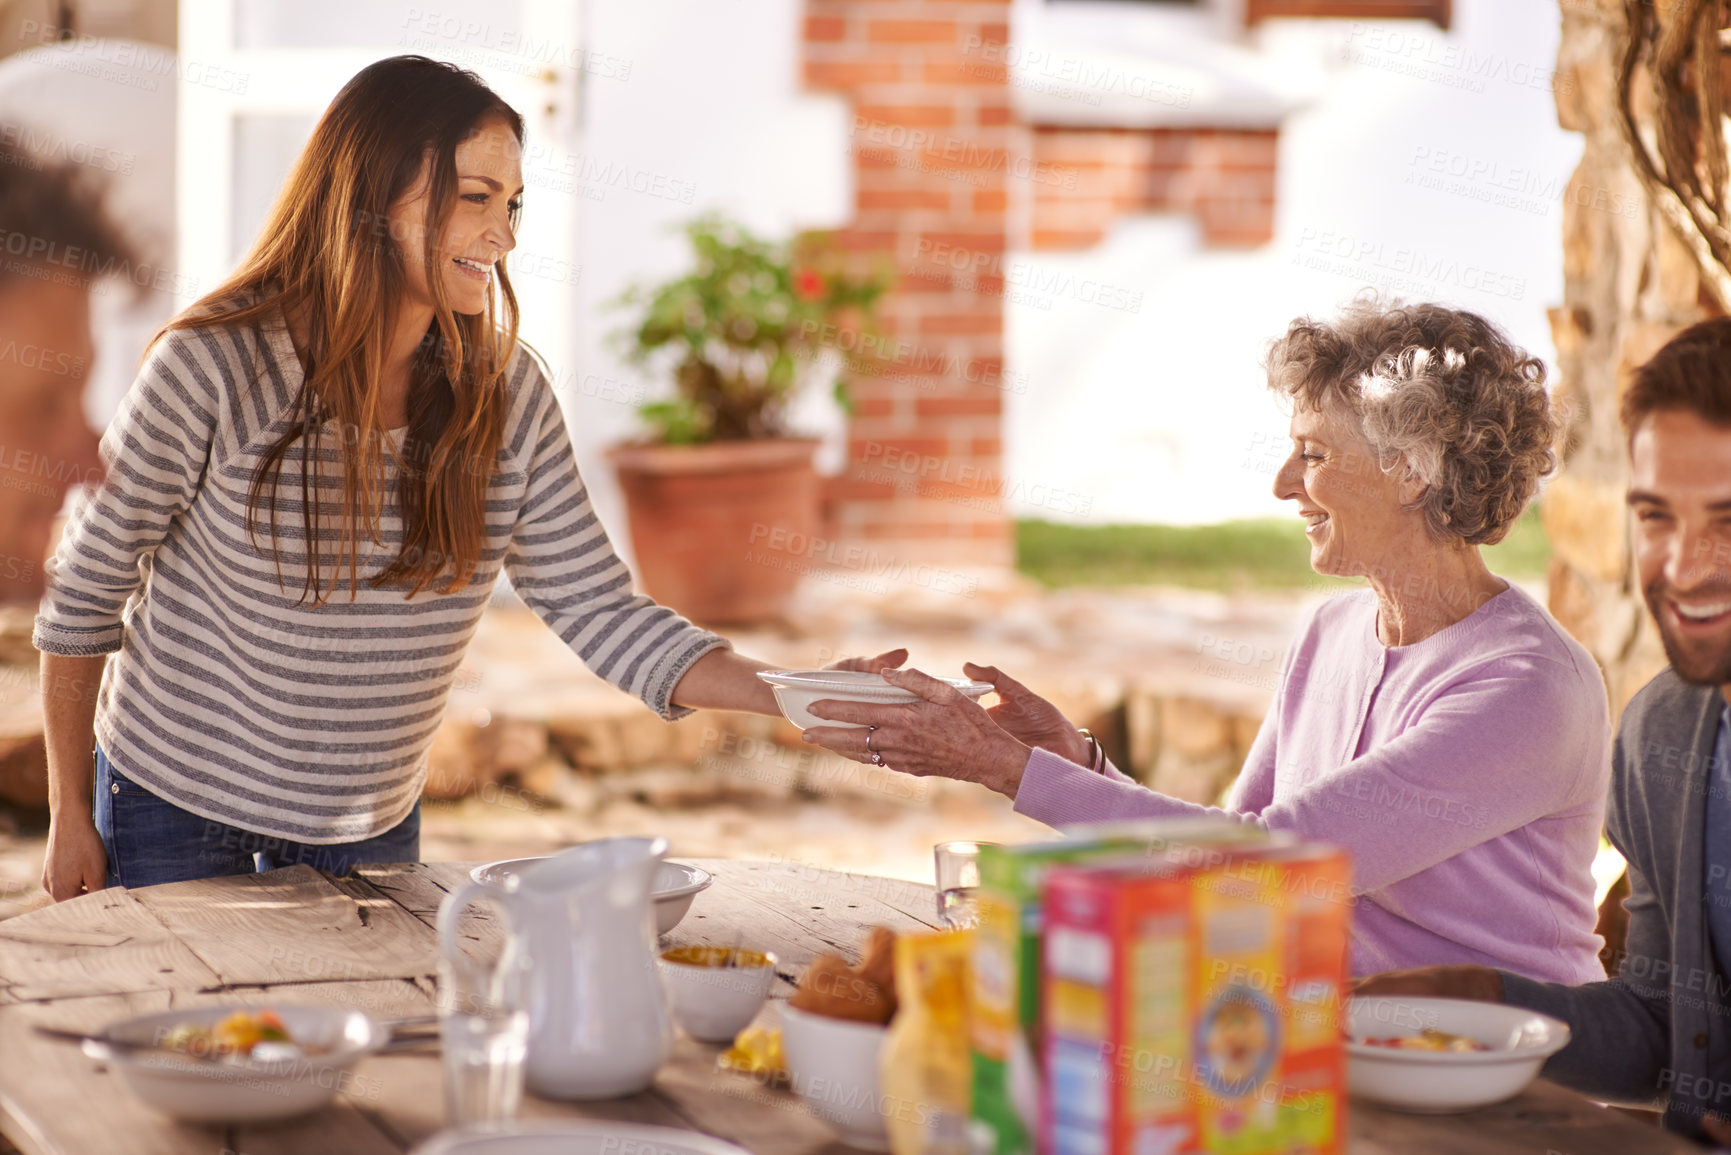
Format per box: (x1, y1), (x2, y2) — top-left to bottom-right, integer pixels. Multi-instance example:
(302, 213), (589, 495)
(608, 215), (887, 624)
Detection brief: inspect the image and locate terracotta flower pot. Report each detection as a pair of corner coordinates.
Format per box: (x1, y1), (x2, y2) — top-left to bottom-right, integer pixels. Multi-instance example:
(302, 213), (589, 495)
(608, 438), (822, 625)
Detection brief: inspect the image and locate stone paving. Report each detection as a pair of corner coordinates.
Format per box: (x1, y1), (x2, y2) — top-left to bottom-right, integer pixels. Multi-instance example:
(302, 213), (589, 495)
(0, 573), (1337, 921)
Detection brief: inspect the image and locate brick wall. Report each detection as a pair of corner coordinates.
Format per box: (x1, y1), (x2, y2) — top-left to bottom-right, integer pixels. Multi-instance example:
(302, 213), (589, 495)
(1245, 0), (1447, 24)
(801, 5), (1290, 566)
(1030, 126), (1279, 250)
(805, 0), (1018, 567)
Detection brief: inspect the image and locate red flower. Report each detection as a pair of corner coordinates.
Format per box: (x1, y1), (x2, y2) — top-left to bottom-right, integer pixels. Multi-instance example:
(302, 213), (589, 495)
(793, 268), (825, 301)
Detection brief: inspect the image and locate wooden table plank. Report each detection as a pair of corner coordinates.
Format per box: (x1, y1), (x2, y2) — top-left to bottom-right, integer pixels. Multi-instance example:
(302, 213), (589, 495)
(0, 888), (222, 1005)
(131, 865), (438, 987)
(1350, 1079), (1697, 1154)
(649, 1030), (853, 1155)
(685, 859), (942, 937)
(670, 859), (935, 989)
(352, 862), (514, 970)
(665, 875), (867, 985)
(351, 862), (464, 927)
(342, 1044), (703, 1154)
(0, 860), (1710, 1155)
(230, 1106), (404, 1155)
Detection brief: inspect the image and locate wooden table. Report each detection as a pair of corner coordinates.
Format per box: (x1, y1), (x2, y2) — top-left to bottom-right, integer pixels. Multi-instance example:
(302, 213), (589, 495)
(0, 860), (1698, 1155)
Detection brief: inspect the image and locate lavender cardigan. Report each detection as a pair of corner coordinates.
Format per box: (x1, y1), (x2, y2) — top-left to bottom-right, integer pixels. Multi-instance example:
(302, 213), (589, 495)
(1014, 586), (1610, 984)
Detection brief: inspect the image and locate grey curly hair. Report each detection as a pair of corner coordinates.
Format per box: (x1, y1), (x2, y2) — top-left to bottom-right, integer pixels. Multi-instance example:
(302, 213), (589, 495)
(1264, 300), (1557, 547)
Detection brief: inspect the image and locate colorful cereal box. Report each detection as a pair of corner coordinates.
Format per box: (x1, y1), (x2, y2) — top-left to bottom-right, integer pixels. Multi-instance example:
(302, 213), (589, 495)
(968, 821), (1272, 1155)
(1040, 843), (1350, 1155)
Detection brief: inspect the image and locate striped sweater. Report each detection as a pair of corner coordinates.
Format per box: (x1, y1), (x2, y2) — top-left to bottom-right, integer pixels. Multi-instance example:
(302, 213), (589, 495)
(34, 301), (726, 843)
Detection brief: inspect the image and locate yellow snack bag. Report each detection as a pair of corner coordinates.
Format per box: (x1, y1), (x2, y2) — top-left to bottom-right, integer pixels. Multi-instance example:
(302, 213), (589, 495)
(882, 929), (973, 1155)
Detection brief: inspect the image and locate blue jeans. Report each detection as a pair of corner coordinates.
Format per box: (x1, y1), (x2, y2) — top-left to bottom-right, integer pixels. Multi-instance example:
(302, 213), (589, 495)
(93, 745), (421, 890)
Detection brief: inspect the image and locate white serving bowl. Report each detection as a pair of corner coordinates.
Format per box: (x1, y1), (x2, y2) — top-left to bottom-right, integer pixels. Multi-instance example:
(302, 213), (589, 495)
(1346, 996), (1571, 1113)
(755, 669), (992, 730)
(410, 1120), (752, 1155)
(779, 1003), (890, 1151)
(471, 857), (712, 935)
(658, 946), (778, 1043)
(84, 1004), (385, 1123)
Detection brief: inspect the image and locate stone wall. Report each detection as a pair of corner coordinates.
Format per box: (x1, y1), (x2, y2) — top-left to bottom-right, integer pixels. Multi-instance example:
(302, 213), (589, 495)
(1545, 0), (1713, 715)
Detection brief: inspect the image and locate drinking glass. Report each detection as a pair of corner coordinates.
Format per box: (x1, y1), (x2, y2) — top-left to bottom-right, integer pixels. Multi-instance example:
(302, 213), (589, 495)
(933, 840), (995, 928)
(437, 902), (530, 1131)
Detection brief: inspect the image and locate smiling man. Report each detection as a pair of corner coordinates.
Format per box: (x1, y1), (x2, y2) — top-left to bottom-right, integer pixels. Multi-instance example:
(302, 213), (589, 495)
(1356, 318), (1731, 1142)
(0, 159), (131, 603)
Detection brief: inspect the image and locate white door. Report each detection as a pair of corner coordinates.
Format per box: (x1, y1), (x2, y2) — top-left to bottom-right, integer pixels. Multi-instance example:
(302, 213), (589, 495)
(175, 0), (583, 381)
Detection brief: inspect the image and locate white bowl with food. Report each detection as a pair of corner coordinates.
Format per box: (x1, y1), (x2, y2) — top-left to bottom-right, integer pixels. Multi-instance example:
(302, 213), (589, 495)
(658, 946), (778, 1043)
(83, 1005), (385, 1122)
(410, 1120), (752, 1154)
(779, 1003), (890, 1150)
(755, 669), (992, 730)
(471, 857), (713, 934)
(1346, 996), (1571, 1113)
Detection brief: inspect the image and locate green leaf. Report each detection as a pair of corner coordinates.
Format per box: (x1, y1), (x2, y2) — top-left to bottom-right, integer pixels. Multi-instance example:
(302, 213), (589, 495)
(608, 213), (890, 443)
(832, 378), (855, 417)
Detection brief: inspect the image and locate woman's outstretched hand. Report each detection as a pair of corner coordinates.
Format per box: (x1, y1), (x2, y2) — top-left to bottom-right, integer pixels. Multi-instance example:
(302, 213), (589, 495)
(801, 666), (1033, 799)
(963, 662), (1091, 767)
(824, 648), (909, 675)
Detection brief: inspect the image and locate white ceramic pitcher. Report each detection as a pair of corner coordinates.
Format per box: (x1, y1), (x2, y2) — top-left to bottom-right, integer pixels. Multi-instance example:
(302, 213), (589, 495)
(437, 836), (674, 1100)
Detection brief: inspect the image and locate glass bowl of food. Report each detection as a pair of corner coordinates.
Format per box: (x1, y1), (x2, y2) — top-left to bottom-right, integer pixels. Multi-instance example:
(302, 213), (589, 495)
(82, 1005), (385, 1122)
(1345, 996), (1571, 1113)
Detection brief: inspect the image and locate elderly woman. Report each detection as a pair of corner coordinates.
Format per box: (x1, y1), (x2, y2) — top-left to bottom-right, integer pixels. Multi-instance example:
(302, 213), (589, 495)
(804, 301), (1611, 984)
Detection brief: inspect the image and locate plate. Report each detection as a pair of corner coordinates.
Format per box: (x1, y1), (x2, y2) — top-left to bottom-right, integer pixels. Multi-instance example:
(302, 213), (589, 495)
(411, 1120), (754, 1155)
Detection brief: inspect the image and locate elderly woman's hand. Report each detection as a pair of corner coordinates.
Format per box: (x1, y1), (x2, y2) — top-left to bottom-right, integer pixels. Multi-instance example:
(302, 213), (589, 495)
(801, 667), (1033, 798)
(963, 662), (1092, 766)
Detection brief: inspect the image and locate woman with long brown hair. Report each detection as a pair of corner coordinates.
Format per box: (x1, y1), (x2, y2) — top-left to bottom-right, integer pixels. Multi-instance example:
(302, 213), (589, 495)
(35, 56), (865, 897)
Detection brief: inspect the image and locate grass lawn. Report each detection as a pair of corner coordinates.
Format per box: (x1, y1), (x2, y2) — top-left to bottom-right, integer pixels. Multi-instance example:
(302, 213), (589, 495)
(1017, 506), (1551, 591)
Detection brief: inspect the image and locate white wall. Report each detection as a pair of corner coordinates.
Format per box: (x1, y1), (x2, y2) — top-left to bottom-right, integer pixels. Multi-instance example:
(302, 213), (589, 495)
(564, 0), (852, 562)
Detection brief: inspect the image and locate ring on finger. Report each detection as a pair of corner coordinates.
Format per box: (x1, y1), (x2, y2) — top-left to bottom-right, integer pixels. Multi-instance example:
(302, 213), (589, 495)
(865, 725), (884, 766)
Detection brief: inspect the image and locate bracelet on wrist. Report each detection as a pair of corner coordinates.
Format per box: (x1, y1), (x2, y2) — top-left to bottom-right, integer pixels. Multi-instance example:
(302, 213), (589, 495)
(1075, 727), (1106, 774)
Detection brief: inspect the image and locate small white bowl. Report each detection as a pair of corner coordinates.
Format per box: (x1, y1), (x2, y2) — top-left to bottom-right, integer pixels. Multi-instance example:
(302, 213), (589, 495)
(755, 669), (992, 730)
(1346, 996), (1571, 1113)
(780, 1003), (890, 1151)
(471, 857), (713, 934)
(410, 1120), (753, 1154)
(84, 1005), (384, 1123)
(657, 946), (778, 1043)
